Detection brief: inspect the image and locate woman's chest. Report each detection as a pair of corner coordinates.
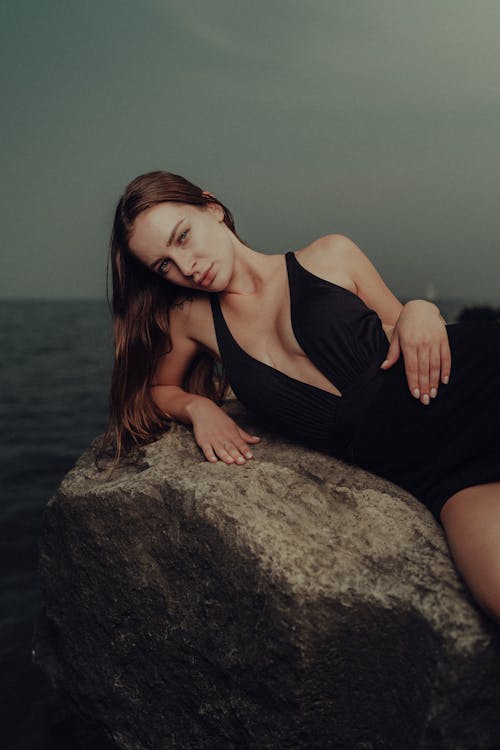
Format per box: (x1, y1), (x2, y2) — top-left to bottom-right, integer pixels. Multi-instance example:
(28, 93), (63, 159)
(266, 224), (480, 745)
(198, 288), (315, 363)
(192, 292), (393, 399)
(195, 289), (393, 357)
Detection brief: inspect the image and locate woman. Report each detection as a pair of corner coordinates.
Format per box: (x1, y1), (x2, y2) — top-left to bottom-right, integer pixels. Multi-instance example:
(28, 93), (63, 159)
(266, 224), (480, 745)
(101, 169), (500, 624)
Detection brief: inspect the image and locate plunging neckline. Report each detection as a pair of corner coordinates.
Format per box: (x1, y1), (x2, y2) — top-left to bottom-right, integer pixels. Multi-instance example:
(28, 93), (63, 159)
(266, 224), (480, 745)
(213, 251), (344, 400)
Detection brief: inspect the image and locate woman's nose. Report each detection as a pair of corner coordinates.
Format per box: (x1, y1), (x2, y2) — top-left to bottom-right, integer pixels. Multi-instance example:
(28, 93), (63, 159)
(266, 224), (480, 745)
(177, 255), (196, 277)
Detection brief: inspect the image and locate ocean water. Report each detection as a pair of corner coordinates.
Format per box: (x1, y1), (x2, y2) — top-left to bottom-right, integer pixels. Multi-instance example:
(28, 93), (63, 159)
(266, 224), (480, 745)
(0, 296), (484, 749)
(1, 300), (114, 750)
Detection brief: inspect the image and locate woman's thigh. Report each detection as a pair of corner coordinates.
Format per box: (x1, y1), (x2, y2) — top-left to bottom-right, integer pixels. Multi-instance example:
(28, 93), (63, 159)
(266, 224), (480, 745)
(440, 483), (500, 623)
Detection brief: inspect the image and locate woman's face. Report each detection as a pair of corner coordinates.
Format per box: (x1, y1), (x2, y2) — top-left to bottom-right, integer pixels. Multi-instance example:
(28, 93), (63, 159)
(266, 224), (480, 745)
(128, 198), (235, 290)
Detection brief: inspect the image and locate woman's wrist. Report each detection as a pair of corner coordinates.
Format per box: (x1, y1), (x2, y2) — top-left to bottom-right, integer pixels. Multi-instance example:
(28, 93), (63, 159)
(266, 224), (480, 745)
(150, 386), (212, 425)
(397, 300), (447, 327)
(185, 394), (213, 421)
(404, 299), (439, 312)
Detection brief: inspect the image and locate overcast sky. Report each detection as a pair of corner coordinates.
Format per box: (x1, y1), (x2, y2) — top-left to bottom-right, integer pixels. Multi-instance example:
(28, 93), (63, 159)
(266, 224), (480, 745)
(1, 0), (499, 301)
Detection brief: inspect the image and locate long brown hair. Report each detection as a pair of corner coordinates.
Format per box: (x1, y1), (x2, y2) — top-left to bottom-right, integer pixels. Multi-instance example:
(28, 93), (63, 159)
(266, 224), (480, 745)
(96, 170), (240, 473)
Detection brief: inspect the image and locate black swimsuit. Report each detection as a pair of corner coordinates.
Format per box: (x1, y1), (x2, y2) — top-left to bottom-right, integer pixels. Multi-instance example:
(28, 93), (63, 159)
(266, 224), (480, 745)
(210, 250), (500, 525)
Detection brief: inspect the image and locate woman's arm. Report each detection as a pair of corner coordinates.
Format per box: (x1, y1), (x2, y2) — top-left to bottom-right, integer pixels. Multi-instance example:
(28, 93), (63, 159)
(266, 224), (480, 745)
(152, 382), (260, 463)
(319, 235), (451, 405)
(325, 234), (404, 326)
(151, 303), (261, 463)
(150, 383), (208, 424)
(150, 304), (205, 422)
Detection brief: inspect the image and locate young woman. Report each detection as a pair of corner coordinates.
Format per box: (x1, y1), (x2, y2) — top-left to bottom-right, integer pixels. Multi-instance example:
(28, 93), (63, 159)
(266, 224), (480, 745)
(101, 170), (500, 624)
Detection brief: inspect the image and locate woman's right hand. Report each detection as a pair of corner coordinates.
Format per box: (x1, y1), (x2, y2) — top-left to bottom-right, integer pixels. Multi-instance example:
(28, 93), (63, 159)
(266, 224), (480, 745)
(188, 397), (262, 464)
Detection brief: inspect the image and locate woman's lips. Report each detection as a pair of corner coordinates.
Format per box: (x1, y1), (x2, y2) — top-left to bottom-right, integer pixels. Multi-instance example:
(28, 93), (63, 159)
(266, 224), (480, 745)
(199, 265), (214, 287)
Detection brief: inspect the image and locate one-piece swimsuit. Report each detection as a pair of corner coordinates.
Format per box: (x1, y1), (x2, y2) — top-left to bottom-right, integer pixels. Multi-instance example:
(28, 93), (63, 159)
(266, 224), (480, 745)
(210, 250), (500, 524)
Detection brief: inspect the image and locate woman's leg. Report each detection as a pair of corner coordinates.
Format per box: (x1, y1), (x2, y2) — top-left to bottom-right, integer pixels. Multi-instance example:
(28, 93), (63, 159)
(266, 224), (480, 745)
(440, 482), (500, 624)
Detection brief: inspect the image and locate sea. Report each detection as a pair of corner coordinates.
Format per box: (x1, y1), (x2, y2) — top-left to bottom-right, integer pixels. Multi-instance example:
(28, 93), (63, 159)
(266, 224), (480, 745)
(0, 296), (494, 750)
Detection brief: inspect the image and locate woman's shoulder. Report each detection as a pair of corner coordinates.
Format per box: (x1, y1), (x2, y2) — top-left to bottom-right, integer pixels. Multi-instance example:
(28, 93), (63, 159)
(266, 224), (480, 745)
(295, 234), (357, 293)
(296, 233), (352, 261)
(169, 289), (215, 347)
(169, 288), (207, 327)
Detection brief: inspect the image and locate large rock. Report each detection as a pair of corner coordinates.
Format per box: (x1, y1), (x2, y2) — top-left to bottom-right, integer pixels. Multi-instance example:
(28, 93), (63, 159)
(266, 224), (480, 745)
(33, 399), (500, 750)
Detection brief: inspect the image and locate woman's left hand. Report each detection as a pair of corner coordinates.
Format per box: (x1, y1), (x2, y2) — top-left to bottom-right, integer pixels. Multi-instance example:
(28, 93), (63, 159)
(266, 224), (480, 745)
(380, 300), (451, 405)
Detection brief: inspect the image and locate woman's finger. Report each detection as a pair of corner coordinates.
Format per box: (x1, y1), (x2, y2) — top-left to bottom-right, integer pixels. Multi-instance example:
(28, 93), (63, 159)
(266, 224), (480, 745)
(237, 427), (262, 443)
(199, 442), (219, 463)
(440, 338), (452, 385)
(232, 436), (255, 459)
(223, 436), (253, 461)
(380, 329), (401, 369)
(214, 443), (236, 464)
(417, 344), (431, 404)
(218, 440), (250, 464)
(429, 344), (441, 399)
(402, 344), (420, 398)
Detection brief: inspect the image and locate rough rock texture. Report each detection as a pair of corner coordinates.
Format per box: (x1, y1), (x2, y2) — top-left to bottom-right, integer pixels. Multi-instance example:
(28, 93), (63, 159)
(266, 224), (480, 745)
(33, 399), (500, 750)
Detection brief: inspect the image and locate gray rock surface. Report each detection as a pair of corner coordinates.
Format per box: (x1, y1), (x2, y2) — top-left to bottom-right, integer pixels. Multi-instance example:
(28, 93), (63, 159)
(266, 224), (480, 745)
(33, 399), (500, 750)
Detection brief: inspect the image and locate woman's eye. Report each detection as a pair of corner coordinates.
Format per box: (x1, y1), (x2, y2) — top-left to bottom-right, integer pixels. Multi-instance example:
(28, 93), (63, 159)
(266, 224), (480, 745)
(158, 228), (189, 275)
(158, 259), (170, 274)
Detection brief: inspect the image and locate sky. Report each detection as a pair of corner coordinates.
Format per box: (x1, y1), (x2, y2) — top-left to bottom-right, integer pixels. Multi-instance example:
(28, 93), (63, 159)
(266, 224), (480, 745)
(1, 0), (499, 301)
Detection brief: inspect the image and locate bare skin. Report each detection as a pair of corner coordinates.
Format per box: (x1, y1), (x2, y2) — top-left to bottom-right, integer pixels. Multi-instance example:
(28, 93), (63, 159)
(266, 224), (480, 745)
(128, 200), (402, 464)
(128, 198), (449, 466)
(180, 252), (394, 399)
(128, 197), (500, 625)
(440, 484), (500, 624)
